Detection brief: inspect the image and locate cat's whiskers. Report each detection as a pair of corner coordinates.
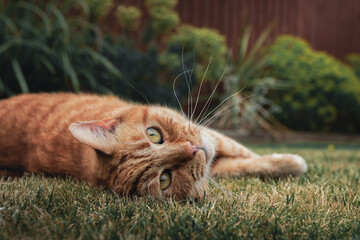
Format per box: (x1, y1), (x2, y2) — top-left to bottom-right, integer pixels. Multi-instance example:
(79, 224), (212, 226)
(172, 69), (193, 118)
(189, 48), (196, 122)
(193, 51), (232, 127)
(194, 178), (203, 197)
(202, 95), (255, 129)
(121, 72), (151, 106)
(204, 174), (241, 200)
(199, 89), (251, 128)
(190, 53), (214, 122)
(181, 47), (193, 120)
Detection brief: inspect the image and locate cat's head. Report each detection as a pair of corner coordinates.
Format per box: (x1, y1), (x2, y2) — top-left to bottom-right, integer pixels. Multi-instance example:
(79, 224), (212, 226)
(69, 105), (214, 200)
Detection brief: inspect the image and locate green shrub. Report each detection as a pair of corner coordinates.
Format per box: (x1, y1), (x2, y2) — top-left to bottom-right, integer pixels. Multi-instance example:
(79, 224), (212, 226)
(97, 37), (191, 106)
(116, 5), (142, 32)
(346, 53), (360, 78)
(267, 35), (360, 132)
(168, 25), (228, 82)
(149, 7), (180, 35)
(145, 0), (178, 10)
(0, 0), (194, 108)
(0, 0), (122, 97)
(84, 0), (113, 20)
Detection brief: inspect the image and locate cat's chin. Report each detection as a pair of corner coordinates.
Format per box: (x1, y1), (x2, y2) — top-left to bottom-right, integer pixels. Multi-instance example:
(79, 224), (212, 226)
(189, 176), (210, 200)
(201, 135), (215, 167)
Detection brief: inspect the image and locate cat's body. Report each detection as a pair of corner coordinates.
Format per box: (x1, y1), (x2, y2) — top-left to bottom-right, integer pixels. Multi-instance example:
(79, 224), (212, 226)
(0, 93), (307, 200)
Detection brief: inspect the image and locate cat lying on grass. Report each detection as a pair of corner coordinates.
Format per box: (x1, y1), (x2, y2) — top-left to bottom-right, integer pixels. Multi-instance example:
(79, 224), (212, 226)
(0, 93), (307, 200)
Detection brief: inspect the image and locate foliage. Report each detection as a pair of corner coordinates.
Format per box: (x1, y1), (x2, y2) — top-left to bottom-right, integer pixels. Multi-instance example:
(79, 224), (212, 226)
(0, 0), (192, 107)
(83, 0), (113, 20)
(96, 37), (189, 105)
(148, 7), (180, 35)
(0, 0), (122, 98)
(168, 25), (228, 82)
(346, 53), (360, 78)
(145, 0), (178, 10)
(1, 144), (360, 239)
(115, 5), (142, 32)
(158, 52), (181, 71)
(212, 26), (285, 137)
(267, 35), (360, 132)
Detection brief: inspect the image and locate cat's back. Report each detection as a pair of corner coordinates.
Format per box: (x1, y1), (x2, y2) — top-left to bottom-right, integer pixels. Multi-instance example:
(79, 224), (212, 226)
(0, 93), (128, 135)
(0, 93), (129, 177)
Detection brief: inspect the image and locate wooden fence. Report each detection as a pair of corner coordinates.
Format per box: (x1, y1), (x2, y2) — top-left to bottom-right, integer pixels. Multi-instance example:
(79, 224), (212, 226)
(177, 0), (360, 59)
(109, 0), (360, 59)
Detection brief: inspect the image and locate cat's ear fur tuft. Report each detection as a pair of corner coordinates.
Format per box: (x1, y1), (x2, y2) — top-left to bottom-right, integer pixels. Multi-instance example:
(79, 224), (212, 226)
(69, 119), (118, 155)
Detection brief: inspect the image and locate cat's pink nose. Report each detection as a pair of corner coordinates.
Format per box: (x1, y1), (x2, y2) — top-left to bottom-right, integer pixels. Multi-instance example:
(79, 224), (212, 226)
(185, 142), (199, 159)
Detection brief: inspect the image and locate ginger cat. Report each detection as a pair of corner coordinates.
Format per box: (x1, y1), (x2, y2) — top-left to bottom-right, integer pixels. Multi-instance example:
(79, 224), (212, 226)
(0, 93), (307, 200)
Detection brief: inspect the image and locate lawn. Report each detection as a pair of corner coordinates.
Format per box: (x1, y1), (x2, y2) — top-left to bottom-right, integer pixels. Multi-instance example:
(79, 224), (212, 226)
(1, 143), (359, 239)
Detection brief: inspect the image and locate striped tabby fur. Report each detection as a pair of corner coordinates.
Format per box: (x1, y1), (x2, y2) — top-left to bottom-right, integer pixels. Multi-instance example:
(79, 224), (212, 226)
(0, 94), (307, 200)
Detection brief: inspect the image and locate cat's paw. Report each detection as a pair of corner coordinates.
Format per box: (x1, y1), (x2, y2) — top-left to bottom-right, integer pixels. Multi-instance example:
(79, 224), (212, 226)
(266, 153), (307, 177)
(210, 154), (307, 178)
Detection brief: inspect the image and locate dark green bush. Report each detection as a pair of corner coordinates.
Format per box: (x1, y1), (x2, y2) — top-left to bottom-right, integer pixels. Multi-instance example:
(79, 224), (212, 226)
(0, 0), (121, 98)
(97, 37), (192, 106)
(267, 35), (360, 132)
(0, 0), (190, 107)
(168, 25), (228, 83)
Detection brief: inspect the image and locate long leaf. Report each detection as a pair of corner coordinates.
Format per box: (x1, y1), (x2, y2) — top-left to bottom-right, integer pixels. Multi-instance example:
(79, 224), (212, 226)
(48, 4), (69, 40)
(80, 47), (123, 79)
(38, 56), (56, 74)
(0, 39), (18, 55)
(0, 76), (15, 96)
(238, 26), (251, 65)
(0, 76), (5, 93)
(244, 25), (273, 66)
(18, 1), (52, 36)
(11, 58), (29, 93)
(0, 37), (53, 56)
(62, 53), (80, 92)
(61, 0), (90, 19)
(0, 13), (18, 34)
(80, 70), (113, 94)
(17, 19), (43, 37)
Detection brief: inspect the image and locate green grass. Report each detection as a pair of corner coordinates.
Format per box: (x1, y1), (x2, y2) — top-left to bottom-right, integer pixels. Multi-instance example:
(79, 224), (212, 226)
(1, 143), (360, 239)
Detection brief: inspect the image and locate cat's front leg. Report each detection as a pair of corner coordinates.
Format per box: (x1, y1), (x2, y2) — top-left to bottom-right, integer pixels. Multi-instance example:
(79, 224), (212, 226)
(201, 128), (307, 178)
(210, 154), (307, 178)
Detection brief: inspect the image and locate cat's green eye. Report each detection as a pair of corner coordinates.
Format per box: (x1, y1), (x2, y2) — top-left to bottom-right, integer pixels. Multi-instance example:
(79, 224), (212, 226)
(160, 170), (171, 190)
(146, 128), (163, 144)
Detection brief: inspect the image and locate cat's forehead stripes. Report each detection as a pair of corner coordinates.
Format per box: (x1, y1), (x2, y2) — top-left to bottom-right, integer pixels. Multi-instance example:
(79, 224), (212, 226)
(146, 108), (200, 144)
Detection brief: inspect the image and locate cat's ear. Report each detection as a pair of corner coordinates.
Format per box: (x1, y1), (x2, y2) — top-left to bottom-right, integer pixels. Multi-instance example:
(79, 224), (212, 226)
(68, 119), (118, 155)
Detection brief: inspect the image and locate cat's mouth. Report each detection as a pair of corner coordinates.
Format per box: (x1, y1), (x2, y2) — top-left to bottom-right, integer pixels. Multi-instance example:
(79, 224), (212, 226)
(201, 136), (215, 165)
(188, 137), (214, 199)
(199, 146), (208, 159)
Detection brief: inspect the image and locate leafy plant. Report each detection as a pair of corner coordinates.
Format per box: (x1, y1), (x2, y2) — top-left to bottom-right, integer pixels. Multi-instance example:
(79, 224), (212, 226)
(267, 35), (360, 132)
(346, 53), (360, 78)
(83, 0), (113, 21)
(107, 0), (228, 110)
(96, 37), (190, 106)
(168, 25), (228, 83)
(116, 5), (142, 32)
(0, 0), (122, 98)
(209, 26), (285, 137)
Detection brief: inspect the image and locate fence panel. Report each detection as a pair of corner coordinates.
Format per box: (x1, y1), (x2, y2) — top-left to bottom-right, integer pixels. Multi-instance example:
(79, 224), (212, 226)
(109, 0), (360, 59)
